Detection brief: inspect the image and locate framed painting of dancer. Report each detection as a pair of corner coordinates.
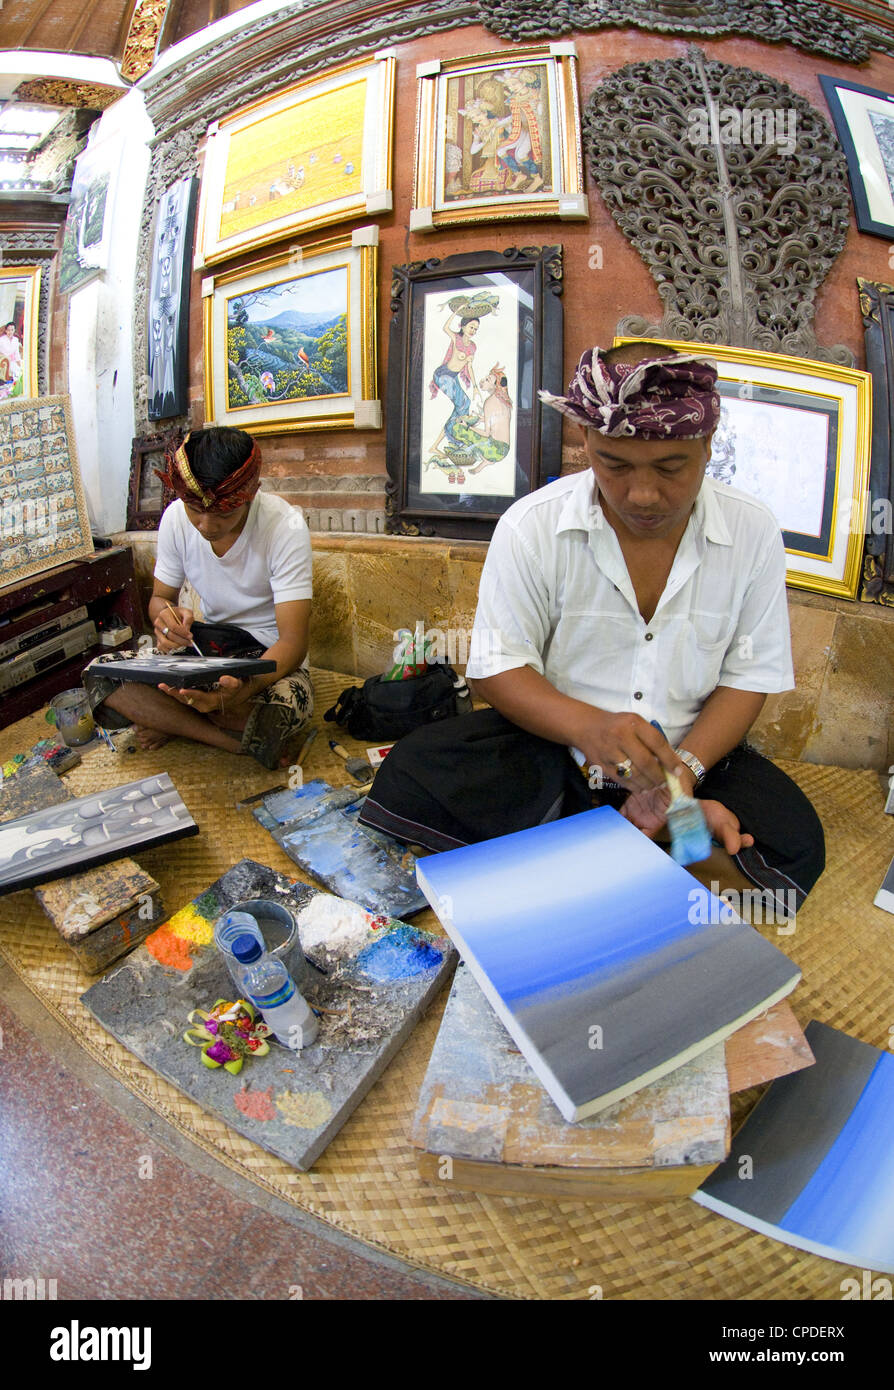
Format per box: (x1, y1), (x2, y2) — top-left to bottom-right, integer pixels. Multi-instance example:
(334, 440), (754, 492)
(412, 46), (588, 232)
(386, 246), (564, 540)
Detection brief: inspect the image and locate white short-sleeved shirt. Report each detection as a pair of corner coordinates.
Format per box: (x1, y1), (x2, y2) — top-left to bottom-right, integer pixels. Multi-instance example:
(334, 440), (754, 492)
(465, 469), (794, 751)
(155, 492), (312, 652)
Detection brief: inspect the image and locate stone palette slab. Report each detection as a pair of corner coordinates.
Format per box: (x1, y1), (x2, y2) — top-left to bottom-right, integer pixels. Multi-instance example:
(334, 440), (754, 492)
(80, 858), (455, 1170)
(253, 778), (427, 918)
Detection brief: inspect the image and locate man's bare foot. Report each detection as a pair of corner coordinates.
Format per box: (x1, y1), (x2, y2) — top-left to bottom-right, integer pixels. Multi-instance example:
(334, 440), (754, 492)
(133, 724), (170, 751)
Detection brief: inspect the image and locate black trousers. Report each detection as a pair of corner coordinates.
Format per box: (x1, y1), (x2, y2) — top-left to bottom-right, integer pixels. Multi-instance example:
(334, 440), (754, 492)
(358, 709), (826, 913)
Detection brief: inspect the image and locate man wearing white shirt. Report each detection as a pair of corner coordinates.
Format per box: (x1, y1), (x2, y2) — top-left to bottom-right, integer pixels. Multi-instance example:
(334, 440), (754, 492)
(361, 342), (825, 913)
(84, 427), (313, 769)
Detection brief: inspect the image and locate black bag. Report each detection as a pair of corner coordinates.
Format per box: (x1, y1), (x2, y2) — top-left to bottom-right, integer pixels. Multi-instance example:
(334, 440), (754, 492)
(189, 621), (265, 659)
(324, 664), (470, 742)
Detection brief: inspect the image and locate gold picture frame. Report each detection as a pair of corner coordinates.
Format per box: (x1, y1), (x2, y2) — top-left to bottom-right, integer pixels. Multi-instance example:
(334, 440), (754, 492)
(615, 337), (873, 600)
(195, 52), (395, 267)
(411, 44), (588, 232)
(203, 227), (379, 436)
(0, 265), (41, 402)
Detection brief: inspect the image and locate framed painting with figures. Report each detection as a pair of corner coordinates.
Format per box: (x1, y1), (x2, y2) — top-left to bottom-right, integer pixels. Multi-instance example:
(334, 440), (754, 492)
(0, 266), (40, 402)
(0, 395), (94, 589)
(820, 75), (894, 240)
(615, 338), (872, 599)
(412, 45), (587, 231)
(126, 431), (182, 530)
(147, 176), (198, 421)
(386, 246), (564, 540)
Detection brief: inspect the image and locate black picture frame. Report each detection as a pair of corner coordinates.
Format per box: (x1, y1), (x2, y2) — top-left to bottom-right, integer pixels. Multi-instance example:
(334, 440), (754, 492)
(147, 175), (198, 421)
(858, 276), (894, 604)
(126, 430), (182, 531)
(820, 74), (894, 241)
(385, 245), (563, 540)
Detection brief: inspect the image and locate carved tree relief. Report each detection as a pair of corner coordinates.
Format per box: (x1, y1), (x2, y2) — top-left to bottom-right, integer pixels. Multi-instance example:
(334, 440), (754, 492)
(581, 48), (854, 365)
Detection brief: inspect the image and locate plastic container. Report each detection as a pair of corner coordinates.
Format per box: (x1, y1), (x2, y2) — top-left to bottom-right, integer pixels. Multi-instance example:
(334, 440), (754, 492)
(50, 688), (95, 747)
(213, 899), (308, 992)
(231, 933), (318, 1050)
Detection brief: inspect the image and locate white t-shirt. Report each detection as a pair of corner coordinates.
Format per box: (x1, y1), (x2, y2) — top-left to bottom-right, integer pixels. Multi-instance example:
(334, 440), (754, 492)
(155, 492), (312, 651)
(465, 469), (794, 751)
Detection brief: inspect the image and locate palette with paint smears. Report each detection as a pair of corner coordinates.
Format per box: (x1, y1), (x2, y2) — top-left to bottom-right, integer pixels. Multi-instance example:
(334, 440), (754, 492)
(80, 858), (455, 1170)
(253, 777), (428, 919)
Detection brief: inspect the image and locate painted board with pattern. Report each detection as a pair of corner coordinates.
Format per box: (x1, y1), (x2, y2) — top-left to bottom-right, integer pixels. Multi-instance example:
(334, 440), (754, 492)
(0, 395), (93, 589)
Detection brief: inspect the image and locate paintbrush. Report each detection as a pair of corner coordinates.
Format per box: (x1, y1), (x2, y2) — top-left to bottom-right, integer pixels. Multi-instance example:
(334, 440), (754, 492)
(161, 603), (204, 658)
(329, 739), (374, 785)
(650, 720), (712, 867)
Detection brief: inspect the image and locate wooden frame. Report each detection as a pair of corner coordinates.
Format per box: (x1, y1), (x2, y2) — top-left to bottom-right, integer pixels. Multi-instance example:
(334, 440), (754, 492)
(820, 74), (894, 241)
(0, 394), (94, 590)
(195, 52), (395, 267)
(411, 44), (587, 232)
(59, 133), (118, 294)
(147, 176), (199, 422)
(858, 276), (894, 604)
(615, 337), (873, 600)
(203, 227), (379, 436)
(126, 430), (182, 531)
(0, 265), (41, 402)
(386, 246), (564, 540)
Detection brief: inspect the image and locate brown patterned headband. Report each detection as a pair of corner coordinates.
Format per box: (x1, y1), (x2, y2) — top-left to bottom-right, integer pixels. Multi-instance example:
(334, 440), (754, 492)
(156, 434), (262, 513)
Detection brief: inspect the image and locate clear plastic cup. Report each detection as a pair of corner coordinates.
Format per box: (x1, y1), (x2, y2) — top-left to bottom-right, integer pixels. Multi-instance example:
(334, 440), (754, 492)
(50, 688), (95, 747)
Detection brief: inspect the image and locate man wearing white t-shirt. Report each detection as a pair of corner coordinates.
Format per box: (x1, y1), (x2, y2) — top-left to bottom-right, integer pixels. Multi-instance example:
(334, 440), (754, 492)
(361, 343), (825, 914)
(85, 428), (313, 769)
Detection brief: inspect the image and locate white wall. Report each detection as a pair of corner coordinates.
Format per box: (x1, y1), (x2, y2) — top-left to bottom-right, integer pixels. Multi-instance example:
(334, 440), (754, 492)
(66, 88), (153, 535)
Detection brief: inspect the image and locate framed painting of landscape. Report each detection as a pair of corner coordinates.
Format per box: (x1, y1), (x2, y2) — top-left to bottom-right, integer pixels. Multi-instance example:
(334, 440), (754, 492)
(195, 53), (395, 267)
(203, 227), (379, 434)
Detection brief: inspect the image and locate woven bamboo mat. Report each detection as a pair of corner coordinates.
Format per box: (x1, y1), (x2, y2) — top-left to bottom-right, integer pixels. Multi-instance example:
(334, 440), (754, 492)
(1, 675), (893, 1300)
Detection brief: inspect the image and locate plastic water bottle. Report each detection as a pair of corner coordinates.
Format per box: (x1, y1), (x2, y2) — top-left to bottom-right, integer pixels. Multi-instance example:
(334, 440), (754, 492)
(231, 933), (319, 1049)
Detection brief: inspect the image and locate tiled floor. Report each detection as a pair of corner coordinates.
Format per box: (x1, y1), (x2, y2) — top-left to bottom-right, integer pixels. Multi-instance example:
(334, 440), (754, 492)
(0, 960), (486, 1302)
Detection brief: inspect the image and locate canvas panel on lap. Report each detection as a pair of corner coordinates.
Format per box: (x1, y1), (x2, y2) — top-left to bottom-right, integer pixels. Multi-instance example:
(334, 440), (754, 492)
(97, 654), (277, 688)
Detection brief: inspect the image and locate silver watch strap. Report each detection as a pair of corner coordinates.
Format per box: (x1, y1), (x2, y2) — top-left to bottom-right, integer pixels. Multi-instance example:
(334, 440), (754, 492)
(675, 747), (706, 785)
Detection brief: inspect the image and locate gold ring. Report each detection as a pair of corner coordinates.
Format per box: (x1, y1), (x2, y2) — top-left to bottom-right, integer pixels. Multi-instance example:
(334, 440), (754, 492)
(186, 697), (195, 707)
(616, 758), (633, 779)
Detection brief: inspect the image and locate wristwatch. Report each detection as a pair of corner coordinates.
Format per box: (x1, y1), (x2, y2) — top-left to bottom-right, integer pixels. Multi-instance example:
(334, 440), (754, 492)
(674, 747), (706, 786)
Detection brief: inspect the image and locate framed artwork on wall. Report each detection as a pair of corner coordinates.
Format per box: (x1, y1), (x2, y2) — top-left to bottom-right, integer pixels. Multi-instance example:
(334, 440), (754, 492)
(195, 52), (395, 267)
(615, 337), (872, 600)
(857, 276), (894, 605)
(203, 226), (379, 435)
(59, 135), (118, 294)
(126, 430), (182, 531)
(147, 176), (198, 421)
(386, 246), (564, 540)
(411, 44), (587, 232)
(0, 266), (41, 402)
(0, 394), (94, 590)
(820, 74), (894, 240)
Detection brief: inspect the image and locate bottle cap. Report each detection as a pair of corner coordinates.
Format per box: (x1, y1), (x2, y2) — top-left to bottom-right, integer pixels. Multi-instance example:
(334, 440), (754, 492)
(232, 933), (263, 964)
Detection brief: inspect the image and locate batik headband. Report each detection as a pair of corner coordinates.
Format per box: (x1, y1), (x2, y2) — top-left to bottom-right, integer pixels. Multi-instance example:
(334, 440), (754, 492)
(156, 433), (262, 513)
(538, 348), (721, 439)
